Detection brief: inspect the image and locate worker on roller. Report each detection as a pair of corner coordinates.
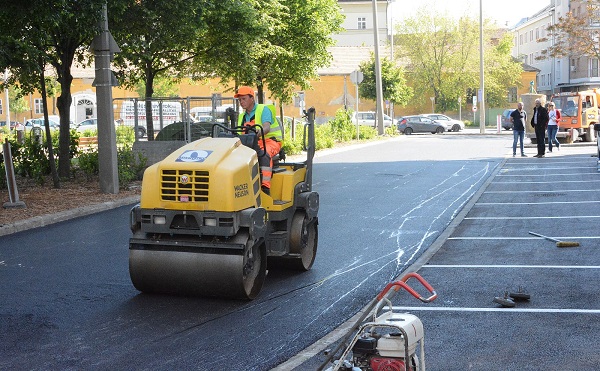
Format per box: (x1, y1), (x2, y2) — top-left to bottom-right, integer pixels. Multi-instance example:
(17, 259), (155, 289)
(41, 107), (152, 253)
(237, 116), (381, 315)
(234, 86), (283, 196)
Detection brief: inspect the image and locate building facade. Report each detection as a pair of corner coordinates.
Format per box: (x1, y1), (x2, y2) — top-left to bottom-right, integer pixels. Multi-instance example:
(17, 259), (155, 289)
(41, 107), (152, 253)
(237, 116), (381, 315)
(512, 0), (600, 96)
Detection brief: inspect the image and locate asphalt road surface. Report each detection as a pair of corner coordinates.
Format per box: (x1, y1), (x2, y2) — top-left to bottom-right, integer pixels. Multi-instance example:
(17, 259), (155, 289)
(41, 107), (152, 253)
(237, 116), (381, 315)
(1, 134), (508, 370)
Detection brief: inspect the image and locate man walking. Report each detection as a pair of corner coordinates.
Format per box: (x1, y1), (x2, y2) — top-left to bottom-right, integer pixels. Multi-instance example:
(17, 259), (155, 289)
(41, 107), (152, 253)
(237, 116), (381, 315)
(531, 99), (549, 158)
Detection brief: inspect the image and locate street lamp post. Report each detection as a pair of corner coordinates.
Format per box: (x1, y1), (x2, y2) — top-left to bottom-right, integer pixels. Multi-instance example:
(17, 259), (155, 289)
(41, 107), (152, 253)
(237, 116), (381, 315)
(458, 96), (462, 121)
(430, 96), (435, 113)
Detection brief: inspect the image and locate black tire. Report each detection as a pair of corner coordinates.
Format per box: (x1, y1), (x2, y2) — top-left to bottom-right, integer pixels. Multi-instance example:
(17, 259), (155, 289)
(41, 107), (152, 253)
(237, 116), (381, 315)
(585, 126), (596, 142)
(241, 237), (267, 299)
(287, 212), (318, 271)
(136, 127), (146, 138)
(404, 127), (413, 135)
(435, 127), (444, 134)
(452, 124), (461, 132)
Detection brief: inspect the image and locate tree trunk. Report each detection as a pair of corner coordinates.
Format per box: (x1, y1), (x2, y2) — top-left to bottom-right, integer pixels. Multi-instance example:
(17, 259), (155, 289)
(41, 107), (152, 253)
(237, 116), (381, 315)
(145, 67), (155, 141)
(39, 66), (60, 188)
(56, 68), (73, 178)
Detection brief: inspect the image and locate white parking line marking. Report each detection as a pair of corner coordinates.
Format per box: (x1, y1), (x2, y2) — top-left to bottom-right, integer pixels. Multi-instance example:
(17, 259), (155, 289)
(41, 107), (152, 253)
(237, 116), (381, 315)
(477, 200), (600, 205)
(464, 216), (600, 220)
(392, 306), (600, 314)
(484, 189), (584, 193)
(494, 180), (600, 184)
(424, 264), (600, 269)
(447, 236), (600, 240)
(497, 173), (596, 176)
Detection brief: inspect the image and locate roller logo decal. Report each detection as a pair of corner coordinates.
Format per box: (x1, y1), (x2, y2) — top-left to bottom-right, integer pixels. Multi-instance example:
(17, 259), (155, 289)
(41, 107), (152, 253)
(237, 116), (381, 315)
(234, 183), (249, 198)
(180, 174), (189, 184)
(176, 150), (212, 162)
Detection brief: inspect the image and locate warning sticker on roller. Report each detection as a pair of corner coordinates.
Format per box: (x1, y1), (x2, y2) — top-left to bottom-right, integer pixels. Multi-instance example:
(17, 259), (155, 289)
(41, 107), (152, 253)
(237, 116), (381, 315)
(176, 150), (212, 163)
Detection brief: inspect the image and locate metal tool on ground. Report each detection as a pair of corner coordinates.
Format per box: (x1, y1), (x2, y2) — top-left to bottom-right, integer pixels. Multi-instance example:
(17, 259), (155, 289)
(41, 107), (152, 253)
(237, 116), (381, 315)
(128, 108), (319, 299)
(509, 286), (531, 301)
(318, 272), (437, 371)
(493, 291), (516, 308)
(528, 231), (580, 248)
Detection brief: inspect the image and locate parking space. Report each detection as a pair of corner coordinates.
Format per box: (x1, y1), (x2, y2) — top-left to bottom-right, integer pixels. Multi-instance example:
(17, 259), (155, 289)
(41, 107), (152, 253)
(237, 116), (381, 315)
(402, 150), (600, 368)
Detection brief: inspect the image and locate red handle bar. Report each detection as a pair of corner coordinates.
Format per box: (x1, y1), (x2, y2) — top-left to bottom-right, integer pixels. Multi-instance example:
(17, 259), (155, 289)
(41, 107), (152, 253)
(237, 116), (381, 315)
(376, 272), (437, 303)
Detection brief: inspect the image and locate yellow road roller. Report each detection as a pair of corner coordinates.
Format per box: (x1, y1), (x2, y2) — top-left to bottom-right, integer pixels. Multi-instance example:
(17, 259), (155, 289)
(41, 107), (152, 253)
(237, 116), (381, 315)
(128, 108), (319, 299)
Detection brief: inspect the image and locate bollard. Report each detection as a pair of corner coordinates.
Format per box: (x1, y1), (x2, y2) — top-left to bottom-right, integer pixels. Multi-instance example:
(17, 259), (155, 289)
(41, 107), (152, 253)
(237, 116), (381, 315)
(2, 139), (26, 209)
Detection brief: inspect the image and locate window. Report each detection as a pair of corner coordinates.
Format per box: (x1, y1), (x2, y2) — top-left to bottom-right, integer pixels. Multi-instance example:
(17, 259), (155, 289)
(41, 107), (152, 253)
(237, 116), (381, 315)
(556, 60), (561, 79)
(530, 30), (533, 41)
(0, 99), (2, 115)
(591, 59), (599, 77)
(357, 17), (366, 30)
(536, 28), (539, 40)
(34, 98), (44, 114)
(519, 34), (523, 45)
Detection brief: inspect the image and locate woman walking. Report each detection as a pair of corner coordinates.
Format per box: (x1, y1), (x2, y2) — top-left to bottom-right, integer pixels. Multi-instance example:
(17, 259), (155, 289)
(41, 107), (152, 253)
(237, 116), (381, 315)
(547, 103), (561, 152)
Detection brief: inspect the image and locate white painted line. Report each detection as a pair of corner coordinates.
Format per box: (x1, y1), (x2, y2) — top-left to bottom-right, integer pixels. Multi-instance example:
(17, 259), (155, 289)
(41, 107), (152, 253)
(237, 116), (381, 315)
(493, 180), (600, 184)
(464, 216), (600, 220)
(392, 306), (600, 314)
(501, 167), (593, 171)
(448, 236), (600, 241)
(497, 173), (596, 177)
(424, 264), (600, 269)
(476, 200), (600, 205)
(484, 189), (583, 193)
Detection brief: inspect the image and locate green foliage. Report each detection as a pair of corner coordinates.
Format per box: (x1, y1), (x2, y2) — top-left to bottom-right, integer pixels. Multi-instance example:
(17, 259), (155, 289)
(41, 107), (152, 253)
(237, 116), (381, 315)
(359, 55), (413, 107)
(117, 146), (147, 188)
(116, 126), (136, 148)
(327, 109), (355, 142)
(77, 148), (99, 180)
(396, 10), (522, 110)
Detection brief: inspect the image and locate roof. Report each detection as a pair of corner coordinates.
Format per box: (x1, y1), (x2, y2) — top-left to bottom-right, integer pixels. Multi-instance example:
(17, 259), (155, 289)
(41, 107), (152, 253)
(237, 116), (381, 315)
(318, 46), (385, 75)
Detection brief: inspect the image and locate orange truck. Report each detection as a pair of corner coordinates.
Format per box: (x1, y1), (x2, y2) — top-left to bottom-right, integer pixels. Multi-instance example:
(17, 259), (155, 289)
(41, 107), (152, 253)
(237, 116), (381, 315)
(550, 88), (600, 142)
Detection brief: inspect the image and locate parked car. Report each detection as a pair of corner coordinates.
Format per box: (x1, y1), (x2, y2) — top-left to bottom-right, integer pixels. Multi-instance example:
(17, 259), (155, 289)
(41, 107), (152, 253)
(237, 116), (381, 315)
(0, 120), (21, 131)
(501, 109), (514, 130)
(75, 118), (98, 134)
(397, 115), (445, 134)
(352, 111), (394, 128)
(420, 113), (465, 132)
(23, 118), (60, 131)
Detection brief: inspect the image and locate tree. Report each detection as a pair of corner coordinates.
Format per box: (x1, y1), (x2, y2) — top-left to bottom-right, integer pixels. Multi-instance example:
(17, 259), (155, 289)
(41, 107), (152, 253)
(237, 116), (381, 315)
(395, 10), (521, 112)
(0, 0), (104, 178)
(540, 0), (600, 61)
(135, 76), (178, 99)
(233, 0), (344, 104)
(8, 87), (30, 122)
(358, 54), (413, 108)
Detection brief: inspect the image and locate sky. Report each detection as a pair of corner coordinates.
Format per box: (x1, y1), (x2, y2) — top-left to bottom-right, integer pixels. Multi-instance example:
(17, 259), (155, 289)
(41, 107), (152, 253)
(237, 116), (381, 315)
(392, 0), (551, 28)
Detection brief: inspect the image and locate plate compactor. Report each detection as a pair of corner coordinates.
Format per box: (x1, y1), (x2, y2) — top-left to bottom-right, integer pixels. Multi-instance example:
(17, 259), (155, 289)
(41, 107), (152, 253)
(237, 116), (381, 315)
(128, 108), (319, 299)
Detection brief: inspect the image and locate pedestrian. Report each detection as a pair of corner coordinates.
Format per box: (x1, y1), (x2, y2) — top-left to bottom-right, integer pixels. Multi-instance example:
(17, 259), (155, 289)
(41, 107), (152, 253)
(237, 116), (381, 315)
(531, 99), (549, 157)
(547, 102), (561, 152)
(234, 86), (283, 196)
(510, 102), (527, 157)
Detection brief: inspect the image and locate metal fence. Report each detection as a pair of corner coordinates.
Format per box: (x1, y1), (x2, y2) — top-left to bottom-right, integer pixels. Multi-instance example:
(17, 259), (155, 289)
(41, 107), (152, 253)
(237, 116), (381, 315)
(113, 95), (237, 142)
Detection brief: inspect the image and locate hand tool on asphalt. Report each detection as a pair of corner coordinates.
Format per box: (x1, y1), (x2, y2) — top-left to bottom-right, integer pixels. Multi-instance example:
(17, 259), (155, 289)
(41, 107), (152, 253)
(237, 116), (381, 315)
(318, 272), (437, 371)
(528, 231), (580, 248)
(509, 286), (531, 301)
(493, 291), (516, 308)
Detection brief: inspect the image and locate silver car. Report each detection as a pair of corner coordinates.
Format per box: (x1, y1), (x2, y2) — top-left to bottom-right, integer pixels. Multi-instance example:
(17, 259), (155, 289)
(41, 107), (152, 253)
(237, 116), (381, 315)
(420, 113), (465, 132)
(397, 116), (445, 134)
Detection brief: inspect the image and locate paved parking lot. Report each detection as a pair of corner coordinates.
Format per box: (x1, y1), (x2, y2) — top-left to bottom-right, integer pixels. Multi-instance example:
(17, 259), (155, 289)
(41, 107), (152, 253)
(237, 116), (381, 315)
(286, 144), (600, 370)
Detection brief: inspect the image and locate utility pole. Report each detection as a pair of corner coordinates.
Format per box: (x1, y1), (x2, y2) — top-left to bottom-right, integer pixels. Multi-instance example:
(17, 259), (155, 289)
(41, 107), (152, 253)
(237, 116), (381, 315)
(91, 3), (120, 193)
(372, 0), (385, 135)
(479, 0), (486, 133)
